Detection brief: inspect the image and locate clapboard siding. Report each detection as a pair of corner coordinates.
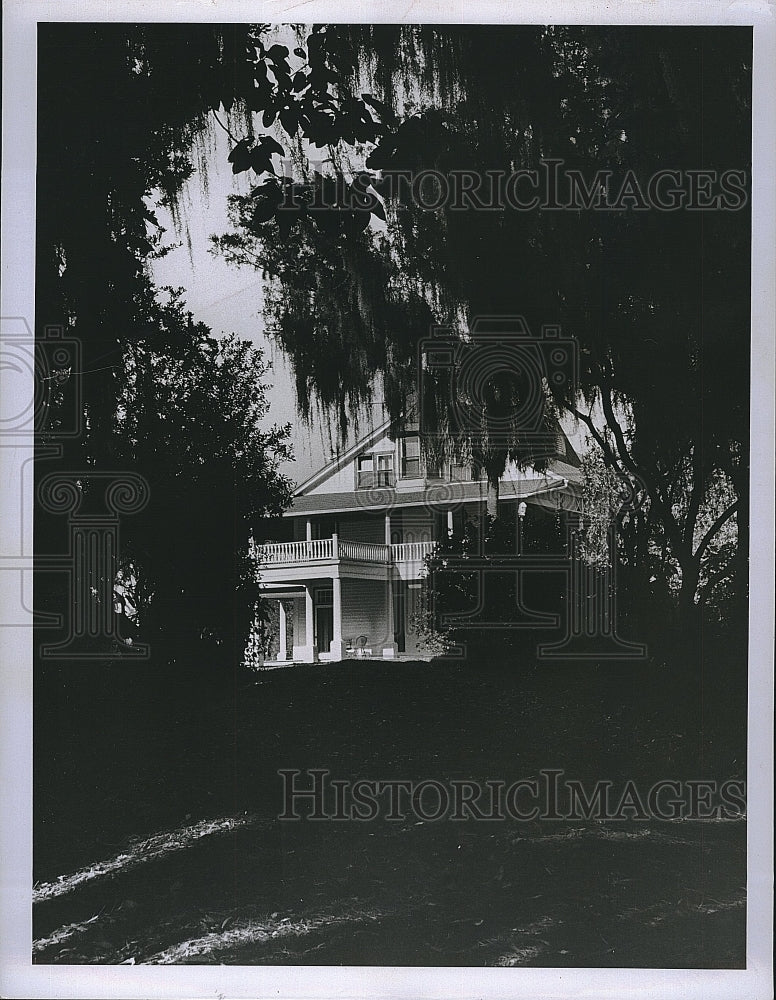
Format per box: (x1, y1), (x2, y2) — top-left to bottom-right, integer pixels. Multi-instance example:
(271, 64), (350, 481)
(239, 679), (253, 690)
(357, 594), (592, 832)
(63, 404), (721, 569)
(338, 513), (385, 544)
(341, 579), (391, 647)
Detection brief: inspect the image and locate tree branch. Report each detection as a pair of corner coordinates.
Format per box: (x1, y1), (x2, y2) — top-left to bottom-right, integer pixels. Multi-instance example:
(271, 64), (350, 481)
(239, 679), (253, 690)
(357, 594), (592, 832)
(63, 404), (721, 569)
(212, 110), (239, 143)
(694, 500), (739, 564)
(596, 382), (685, 556)
(683, 444), (706, 550)
(571, 406), (626, 479)
(698, 566), (736, 607)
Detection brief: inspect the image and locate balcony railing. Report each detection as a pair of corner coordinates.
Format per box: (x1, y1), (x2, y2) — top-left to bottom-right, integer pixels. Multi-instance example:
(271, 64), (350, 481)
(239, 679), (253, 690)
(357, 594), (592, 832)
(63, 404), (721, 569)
(254, 537), (436, 567)
(257, 538), (334, 564)
(391, 541), (436, 563)
(338, 540), (391, 563)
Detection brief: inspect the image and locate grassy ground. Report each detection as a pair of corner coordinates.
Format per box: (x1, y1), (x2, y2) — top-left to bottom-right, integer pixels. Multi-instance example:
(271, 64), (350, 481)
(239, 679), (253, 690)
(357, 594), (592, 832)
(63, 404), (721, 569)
(33, 646), (747, 966)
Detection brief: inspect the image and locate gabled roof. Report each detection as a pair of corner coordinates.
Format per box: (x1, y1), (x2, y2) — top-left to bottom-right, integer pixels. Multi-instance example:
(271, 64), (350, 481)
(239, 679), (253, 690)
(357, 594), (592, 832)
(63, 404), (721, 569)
(287, 464), (583, 517)
(294, 416), (393, 497)
(290, 414), (584, 515)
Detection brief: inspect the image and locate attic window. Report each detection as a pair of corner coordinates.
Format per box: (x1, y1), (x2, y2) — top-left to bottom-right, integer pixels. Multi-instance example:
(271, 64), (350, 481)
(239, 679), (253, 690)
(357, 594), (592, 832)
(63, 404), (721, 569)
(357, 454), (375, 489)
(376, 454), (395, 486)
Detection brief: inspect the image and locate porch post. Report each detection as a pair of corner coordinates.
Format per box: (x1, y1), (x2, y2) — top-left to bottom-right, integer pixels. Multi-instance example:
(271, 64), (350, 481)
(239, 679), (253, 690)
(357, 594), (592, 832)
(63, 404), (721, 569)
(306, 519), (313, 542)
(305, 585), (315, 650)
(447, 509), (454, 536)
(382, 512), (397, 658)
(293, 584), (318, 663)
(278, 599), (287, 661)
(382, 571), (397, 658)
(329, 574), (347, 661)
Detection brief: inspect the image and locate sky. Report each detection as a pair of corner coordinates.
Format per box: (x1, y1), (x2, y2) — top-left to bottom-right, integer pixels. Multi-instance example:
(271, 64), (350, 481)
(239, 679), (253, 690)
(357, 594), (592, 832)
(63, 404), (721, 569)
(147, 118), (592, 485)
(148, 122), (332, 486)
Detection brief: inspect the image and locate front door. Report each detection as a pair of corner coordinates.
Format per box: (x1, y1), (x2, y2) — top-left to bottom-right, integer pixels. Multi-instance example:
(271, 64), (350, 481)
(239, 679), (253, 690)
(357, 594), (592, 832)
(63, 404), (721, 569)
(315, 587), (333, 652)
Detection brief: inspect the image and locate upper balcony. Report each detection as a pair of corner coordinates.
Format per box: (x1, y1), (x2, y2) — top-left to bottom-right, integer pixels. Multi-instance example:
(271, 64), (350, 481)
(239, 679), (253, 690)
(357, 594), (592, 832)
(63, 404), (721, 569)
(253, 536), (436, 582)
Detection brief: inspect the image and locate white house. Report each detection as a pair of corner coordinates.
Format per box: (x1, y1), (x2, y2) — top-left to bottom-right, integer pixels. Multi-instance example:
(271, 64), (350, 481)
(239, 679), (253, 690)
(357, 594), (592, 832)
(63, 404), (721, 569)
(254, 419), (583, 663)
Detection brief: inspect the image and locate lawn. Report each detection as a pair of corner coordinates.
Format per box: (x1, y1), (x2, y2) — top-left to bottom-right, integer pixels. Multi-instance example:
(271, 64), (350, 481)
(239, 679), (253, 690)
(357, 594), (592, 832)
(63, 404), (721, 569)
(33, 645), (747, 966)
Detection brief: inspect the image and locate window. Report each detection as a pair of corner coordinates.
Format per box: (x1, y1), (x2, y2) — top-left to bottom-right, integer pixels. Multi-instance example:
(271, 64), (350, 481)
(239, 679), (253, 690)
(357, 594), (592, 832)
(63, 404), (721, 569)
(315, 587), (333, 607)
(376, 454), (395, 486)
(357, 454), (375, 489)
(359, 453), (395, 488)
(400, 436), (421, 478)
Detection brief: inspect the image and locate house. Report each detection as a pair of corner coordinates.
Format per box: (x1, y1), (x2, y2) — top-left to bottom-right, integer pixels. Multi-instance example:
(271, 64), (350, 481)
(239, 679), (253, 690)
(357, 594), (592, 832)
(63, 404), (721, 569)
(253, 418), (584, 663)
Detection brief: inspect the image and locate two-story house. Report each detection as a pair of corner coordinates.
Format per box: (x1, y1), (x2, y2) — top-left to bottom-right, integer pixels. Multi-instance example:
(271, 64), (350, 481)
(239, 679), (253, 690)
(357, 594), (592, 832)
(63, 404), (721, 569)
(254, 418), (583, 663)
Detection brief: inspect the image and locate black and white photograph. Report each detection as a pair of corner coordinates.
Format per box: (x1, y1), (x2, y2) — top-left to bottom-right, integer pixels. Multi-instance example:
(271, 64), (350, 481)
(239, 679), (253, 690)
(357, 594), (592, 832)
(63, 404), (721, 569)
(1, 2), (773, 997)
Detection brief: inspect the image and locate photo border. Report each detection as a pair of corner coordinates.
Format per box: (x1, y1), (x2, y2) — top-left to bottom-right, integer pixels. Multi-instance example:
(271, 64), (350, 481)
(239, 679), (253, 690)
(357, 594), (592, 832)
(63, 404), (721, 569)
(1, 2), (773, 997)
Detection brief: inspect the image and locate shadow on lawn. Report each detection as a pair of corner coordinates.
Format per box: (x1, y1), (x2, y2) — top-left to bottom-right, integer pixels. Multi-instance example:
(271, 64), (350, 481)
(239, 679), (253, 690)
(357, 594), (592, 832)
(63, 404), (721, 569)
(33, 634), (747, 967)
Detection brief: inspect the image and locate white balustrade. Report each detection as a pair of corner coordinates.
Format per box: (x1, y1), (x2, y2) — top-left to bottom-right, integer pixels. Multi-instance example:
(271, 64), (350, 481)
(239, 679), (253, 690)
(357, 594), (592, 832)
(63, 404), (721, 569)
(254, 536), (436, 567)
(390, 541), (436, 563)
(255, 537), (334, 565)
(338, 539), (390, 563)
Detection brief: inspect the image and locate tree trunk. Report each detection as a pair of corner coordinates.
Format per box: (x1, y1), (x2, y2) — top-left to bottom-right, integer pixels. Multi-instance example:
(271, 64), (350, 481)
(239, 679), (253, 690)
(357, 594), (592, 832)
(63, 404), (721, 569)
(677, 554), (701, 628)
(486, 479), (499, 520)
(733, 476), (749, 625)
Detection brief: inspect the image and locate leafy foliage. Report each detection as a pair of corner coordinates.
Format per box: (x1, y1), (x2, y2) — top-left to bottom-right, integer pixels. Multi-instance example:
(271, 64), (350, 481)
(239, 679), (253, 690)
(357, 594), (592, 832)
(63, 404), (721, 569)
(36, 24), (297, 667)
(35, 22), (751, 635)
(211, 23), (750, 617)
(111, 293), (293, 660)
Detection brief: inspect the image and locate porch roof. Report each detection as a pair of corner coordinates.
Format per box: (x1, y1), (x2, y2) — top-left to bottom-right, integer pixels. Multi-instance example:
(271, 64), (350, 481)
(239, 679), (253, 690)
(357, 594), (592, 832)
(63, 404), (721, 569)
(284, 469), (583, 518)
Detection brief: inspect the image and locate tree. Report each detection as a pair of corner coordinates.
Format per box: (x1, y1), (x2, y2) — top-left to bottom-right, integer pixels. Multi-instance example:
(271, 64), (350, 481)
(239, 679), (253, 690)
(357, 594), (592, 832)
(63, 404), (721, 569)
(211, 24), (750, 619)
(36, 23), (750, 629)
(35, 25), (296, 668)
(112, 293), (293, 664)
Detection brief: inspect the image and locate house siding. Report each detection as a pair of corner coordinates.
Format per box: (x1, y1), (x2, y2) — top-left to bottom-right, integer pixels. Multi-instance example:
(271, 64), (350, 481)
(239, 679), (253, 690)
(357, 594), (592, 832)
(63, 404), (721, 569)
(341, 578), (391, 649)
(311, 438), (397, 495)
(338, 513), (385, 544)
(258, 418), (582, 663)
(292, 596), (305, 647)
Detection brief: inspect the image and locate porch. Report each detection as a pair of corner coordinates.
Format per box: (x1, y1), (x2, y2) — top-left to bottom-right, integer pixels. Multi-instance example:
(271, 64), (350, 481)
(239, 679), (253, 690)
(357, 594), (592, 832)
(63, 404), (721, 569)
(255, 536), (436, 581)
(254, 536), (436, 665)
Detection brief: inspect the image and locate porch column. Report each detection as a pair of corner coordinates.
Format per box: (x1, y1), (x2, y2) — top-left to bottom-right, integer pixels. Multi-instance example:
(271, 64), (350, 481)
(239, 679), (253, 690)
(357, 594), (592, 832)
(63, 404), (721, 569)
(306, 519), (313, 542)
(382, 513), (397, 658)
(278, 599), (287, 661)
(447, 509), (454, 536)
(329, 574), (347, 661)
(293, 584), (318, 663)
(382, 572), (397, 658)
(305, 585), (315, 649)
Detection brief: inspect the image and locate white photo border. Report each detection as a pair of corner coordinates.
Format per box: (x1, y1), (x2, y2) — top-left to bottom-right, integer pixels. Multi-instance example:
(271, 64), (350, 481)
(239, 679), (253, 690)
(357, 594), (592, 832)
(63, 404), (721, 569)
(1, 2), (773, 998)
